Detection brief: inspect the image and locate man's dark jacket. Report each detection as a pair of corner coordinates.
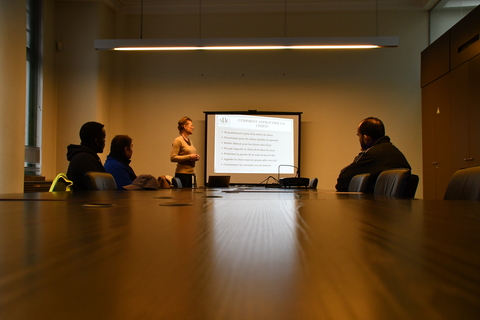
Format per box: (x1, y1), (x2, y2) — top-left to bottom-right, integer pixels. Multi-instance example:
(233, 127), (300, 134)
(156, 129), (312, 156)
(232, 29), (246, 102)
(66, 144), (105, 190)
(335, 136), (411, 193)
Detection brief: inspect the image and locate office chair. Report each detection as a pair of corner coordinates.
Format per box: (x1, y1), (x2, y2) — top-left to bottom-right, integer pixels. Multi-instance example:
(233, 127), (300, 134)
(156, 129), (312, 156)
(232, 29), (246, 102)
(403, 174), (419, 198)
(444, 166), (480, 200)
(374, 168), (411, 197)
(49, 173), (73, 192)
(172, 177), (183, 188)
(85, 172), (117, 190)
(348, 173), (370, 192)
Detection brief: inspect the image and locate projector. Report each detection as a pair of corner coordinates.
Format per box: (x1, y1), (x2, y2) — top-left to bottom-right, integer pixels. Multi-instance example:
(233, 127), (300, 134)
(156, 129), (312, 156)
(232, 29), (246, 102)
(279, 177), (310, 187)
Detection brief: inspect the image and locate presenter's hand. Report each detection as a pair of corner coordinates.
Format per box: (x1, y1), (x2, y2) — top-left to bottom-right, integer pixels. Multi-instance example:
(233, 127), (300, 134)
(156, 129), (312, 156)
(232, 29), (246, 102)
(190, 154), (200, 161)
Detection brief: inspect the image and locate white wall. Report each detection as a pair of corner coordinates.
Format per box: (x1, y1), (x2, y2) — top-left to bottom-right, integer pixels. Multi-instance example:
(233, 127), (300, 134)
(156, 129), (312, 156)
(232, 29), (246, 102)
(0, 0), (26, 193)
(47, 4), (427, 197)
(116, 10), (427, 195)
(54, 2), (114, 173)
(430, 6), (475, 42)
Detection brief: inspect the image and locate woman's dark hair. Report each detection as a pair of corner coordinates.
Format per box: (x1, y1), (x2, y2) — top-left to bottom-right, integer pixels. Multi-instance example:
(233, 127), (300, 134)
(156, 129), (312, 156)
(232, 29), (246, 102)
(177, 116), (192, 133)
(358, 117), (385, 139)
(110, 135), (133, 154)
(79, 121), (105, 144)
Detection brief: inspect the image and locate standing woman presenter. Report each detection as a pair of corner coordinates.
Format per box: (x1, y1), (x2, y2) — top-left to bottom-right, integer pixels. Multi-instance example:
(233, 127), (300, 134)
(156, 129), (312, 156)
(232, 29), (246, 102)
(170, 116), (200, 188)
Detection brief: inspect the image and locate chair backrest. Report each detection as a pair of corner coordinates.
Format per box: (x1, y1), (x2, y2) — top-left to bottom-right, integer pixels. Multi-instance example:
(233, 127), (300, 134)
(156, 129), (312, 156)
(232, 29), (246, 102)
(444, 166), (480, 200)
(348, 173), (370, 192)
(374, 169), (411, 197)
(172, 177), (183, 188)
(309, 177), (318, 189)
(49, 173), (73, 192)
(85, 172), (117, 190)
(403, 174), (419, 198)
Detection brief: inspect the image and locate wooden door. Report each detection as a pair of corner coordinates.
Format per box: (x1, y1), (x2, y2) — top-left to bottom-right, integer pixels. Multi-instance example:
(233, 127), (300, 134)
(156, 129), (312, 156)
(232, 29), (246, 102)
(450, 62), (470, 171)
(422, 75), (452, 199)
(468, 54), (480, 167)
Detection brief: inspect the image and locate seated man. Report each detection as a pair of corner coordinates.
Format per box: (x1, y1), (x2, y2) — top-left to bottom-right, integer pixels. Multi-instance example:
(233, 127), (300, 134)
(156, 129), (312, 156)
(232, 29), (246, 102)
(104, 135), (137, 190)
(66, 121), (106, 190)
(335, 117), (411, 193)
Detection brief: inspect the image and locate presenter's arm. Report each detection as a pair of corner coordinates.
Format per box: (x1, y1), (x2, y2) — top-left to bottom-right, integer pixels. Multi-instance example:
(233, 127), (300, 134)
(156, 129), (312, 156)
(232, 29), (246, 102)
(170, 139), (191, 163)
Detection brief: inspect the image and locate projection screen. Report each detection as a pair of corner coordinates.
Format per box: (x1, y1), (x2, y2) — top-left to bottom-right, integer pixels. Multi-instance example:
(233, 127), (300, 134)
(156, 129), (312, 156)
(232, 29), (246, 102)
(204, 111), (302, 185)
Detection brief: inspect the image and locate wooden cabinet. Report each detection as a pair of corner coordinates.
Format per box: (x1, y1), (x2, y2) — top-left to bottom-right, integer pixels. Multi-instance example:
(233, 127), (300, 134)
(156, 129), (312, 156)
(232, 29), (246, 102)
(448, 55), (480, 170)
(421, 6), (480, 199)
(450, 62), (471, 170)
(422, 54), (480, 199)
(422, 74), (452, 200)
(468, 55), (480, 167)
(421, 32), (450, 88)
(450, 7), (480, 70)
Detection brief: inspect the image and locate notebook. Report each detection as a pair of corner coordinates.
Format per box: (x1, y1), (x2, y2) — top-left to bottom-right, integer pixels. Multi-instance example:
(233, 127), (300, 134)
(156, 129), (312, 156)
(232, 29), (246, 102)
(207, 176), (231, 188)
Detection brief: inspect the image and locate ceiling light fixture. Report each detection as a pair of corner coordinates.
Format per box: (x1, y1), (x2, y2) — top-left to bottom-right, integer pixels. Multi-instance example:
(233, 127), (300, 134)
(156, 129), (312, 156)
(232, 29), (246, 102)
(94, 0), (398, 51)
(94, 36), (398, 51)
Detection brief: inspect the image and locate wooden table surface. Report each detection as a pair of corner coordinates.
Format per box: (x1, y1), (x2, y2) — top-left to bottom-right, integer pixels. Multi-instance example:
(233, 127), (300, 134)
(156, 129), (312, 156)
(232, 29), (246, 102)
(0, 188), (479, 320)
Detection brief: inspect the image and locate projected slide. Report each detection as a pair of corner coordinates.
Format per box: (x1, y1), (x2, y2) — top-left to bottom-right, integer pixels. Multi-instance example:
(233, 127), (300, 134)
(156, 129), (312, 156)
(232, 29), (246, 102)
(214, 114), (294, 174)
(205, 111), (302, 185)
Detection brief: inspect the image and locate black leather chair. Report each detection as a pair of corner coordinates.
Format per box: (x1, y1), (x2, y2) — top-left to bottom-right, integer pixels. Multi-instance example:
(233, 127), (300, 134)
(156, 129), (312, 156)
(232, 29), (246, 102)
(85, 172), (117, 190)
(444, 166), (480, 200)
(348, 173), (370, 192)
(403, 174), (419, 198)
(172, 177), (183, 188)
(374, 169), (411, 197)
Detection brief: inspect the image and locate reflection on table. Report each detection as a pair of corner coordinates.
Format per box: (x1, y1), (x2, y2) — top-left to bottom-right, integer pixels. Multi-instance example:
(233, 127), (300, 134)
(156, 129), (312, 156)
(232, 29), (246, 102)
(0, 188), (479, 319)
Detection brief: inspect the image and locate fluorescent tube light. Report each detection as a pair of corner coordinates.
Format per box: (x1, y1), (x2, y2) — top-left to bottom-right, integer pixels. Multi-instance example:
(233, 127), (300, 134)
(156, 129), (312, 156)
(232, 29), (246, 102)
(94, 37), (399, 51)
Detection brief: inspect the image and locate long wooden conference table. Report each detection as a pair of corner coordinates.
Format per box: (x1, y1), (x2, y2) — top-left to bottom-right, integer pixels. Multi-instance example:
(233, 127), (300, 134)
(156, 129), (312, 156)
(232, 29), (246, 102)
(0, 187), (479, 319)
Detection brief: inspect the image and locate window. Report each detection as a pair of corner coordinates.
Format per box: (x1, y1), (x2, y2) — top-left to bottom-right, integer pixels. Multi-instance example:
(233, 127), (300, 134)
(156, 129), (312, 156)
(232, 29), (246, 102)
(429, 0), (478, 43)
(25, 0), (42, 176)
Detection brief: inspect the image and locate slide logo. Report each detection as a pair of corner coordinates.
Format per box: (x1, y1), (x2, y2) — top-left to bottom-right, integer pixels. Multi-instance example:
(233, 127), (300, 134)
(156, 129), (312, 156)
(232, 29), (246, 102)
(218, 117), (230, 126)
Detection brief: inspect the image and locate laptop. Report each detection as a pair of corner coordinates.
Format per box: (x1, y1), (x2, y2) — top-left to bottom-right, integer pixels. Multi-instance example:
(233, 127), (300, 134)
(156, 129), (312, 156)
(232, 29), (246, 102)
(207, 176), (231, 188)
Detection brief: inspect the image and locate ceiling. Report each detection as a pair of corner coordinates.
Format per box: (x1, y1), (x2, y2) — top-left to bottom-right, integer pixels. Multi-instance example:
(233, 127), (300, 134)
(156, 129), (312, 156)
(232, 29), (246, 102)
(59, 0), (479, 15)
(102, 0), (442, 14)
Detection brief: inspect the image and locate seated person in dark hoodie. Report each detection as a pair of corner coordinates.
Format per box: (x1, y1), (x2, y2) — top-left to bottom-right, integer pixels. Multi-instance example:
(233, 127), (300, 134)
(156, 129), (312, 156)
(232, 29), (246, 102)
(66, 121), (106, 190)
(104, 135), (137, 189)
(335, 117), (411, 193)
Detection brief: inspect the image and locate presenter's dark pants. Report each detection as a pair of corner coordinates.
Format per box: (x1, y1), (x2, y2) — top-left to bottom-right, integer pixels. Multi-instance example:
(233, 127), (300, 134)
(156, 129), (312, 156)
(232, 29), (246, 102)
(175, 173), (193, 188)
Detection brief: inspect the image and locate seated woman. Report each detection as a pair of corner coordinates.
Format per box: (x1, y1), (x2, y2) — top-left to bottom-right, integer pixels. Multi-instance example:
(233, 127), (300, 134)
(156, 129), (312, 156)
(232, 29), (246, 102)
(104, 135), (137, 189)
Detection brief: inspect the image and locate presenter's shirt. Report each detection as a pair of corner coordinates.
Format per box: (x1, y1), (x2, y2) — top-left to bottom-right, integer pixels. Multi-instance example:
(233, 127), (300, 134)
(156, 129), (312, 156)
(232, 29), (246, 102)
(170, 135), (197, 174)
